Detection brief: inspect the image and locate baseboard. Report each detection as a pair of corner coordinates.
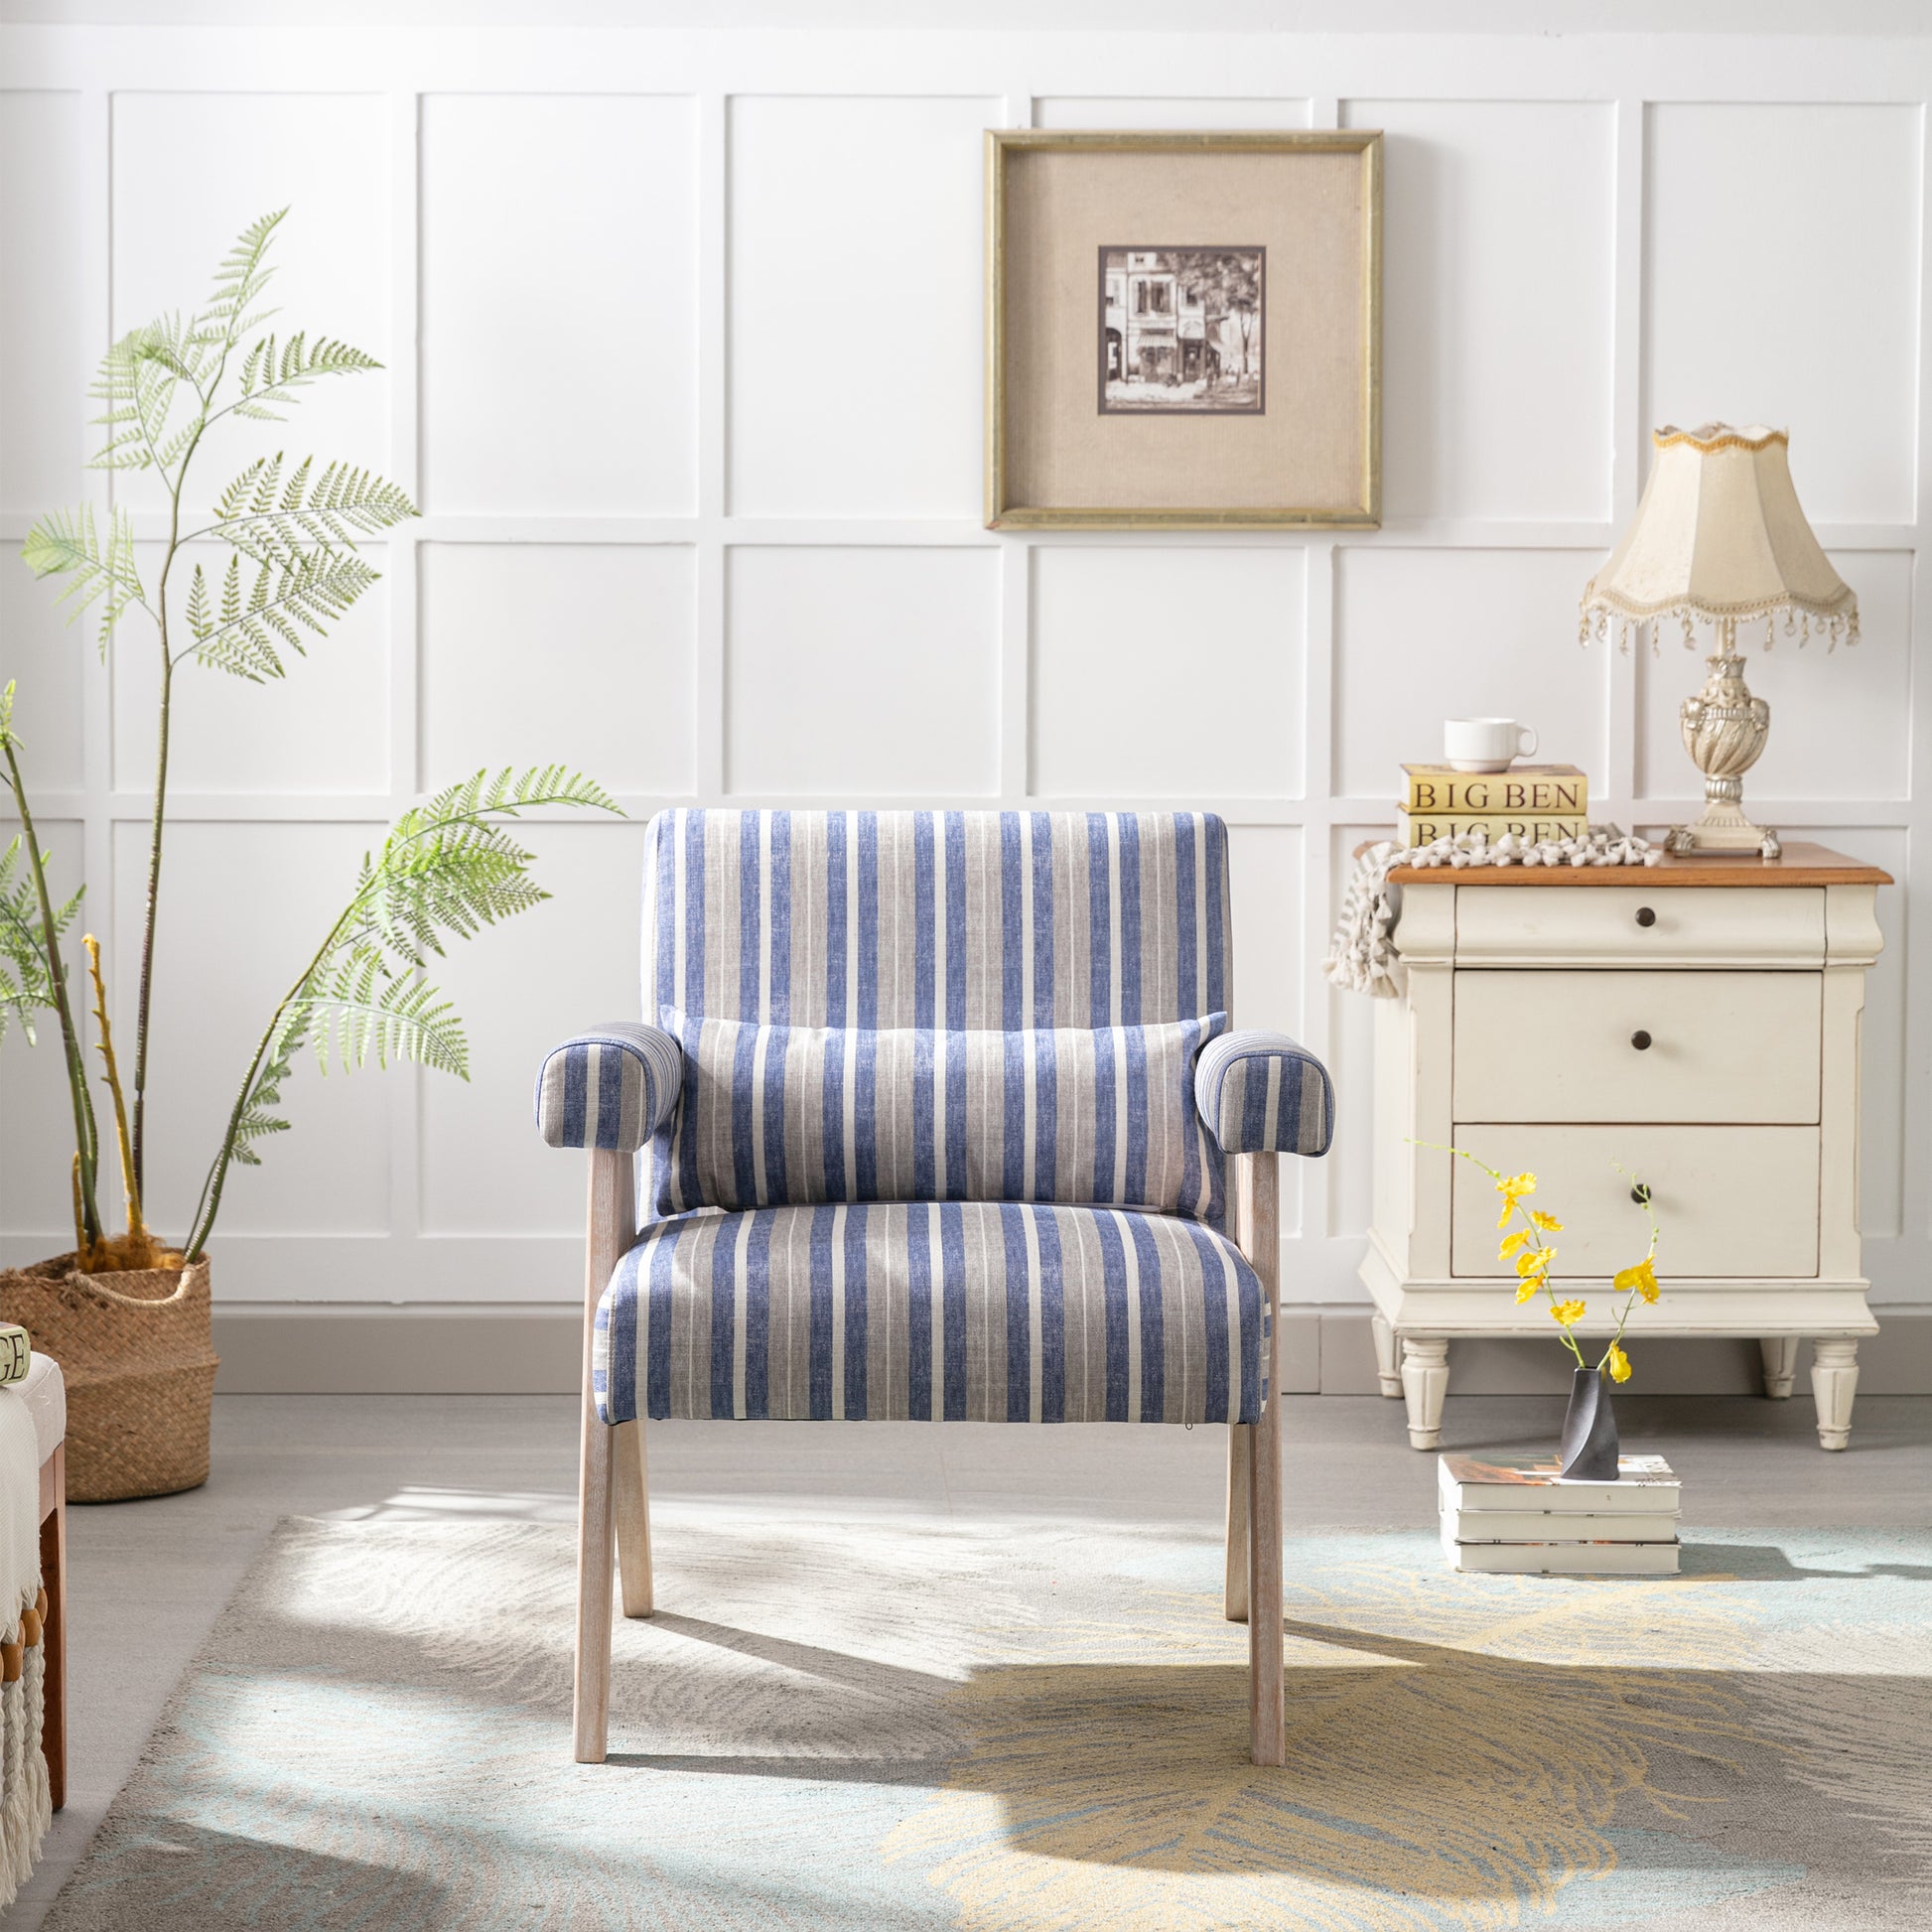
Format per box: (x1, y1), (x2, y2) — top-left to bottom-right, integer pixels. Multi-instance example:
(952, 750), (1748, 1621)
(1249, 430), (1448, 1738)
(210, 1303), (1932, 1397)
(213, 1305), (585, 1394)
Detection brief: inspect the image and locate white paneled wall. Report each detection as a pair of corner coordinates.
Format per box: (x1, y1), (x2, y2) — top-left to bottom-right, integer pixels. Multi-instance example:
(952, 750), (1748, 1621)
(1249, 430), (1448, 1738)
(0, 27), (1928, 1341)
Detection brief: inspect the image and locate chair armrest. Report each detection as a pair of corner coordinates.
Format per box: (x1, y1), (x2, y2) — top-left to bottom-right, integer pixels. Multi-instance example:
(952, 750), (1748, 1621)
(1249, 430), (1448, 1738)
(534, 1024), (683, 1152)
(1195, 1031), (1335, 1157)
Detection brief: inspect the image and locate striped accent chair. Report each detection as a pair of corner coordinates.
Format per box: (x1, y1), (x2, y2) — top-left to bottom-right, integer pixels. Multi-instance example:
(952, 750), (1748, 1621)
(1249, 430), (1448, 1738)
(537, 809), (1334, 1767)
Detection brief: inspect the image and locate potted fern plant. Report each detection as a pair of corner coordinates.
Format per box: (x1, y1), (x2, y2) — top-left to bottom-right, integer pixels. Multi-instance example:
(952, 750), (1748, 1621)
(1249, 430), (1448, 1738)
(1, 211), (615, 1499)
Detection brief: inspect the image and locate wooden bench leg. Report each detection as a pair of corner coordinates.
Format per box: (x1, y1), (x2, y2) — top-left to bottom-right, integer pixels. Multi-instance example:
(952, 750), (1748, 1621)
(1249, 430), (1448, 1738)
(1239, 1154), (1285, 1768)
(574, 1149), (634, 1764)
(615, 1420), (653, 1618)
(39, 1444), (65, 1813)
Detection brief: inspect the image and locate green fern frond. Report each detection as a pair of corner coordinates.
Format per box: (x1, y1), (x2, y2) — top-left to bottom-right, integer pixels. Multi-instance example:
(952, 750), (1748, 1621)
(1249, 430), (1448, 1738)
(343, 768), (616, 969)
(0, 833), (82, 1052)
(302, 945), (469, 1077)
(192, 547), (380, 680)
(204, 458), (416, 563)
(195, 207), (287, 346)
(225, 1014), (303, 1168)
(20, 503), (147, 653)
(237, 332), (383, 408)
(186, 563), (212, 641)
(216, 454), (274, 520)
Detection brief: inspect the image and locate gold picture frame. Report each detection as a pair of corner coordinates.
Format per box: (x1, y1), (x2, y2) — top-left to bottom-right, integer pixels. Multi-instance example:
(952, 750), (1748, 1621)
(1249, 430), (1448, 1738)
(985, 129), (1382, 530)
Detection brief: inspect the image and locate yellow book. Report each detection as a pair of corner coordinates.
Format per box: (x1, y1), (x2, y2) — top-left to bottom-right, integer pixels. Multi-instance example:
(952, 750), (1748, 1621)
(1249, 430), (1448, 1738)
(1400, 763), (1587, 816)
(1397, 810), (1589, 848)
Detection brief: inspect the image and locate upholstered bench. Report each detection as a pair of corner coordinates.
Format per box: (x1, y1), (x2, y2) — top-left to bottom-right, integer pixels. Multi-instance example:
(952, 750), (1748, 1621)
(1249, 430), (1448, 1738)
(538, 811), (1333, 1766)
(19, 1352), (65, 1815)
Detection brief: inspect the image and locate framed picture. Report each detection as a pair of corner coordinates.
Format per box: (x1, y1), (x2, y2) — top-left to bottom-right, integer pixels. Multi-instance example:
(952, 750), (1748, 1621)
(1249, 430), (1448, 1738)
(985, 130), (1382, 529)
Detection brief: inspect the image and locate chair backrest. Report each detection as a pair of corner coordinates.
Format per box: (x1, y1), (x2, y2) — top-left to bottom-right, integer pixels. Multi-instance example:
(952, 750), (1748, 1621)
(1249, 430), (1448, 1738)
(641, 810), (1233, 1031)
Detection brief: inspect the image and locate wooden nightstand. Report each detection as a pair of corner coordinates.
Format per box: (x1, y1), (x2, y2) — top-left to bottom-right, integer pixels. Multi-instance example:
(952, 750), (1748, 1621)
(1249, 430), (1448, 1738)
(1360, 843), (1891, 1452)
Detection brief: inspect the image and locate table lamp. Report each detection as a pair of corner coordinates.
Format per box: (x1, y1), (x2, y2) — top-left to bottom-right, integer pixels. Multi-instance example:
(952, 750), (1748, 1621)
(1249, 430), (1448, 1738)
(1580, 424), (1858, 856)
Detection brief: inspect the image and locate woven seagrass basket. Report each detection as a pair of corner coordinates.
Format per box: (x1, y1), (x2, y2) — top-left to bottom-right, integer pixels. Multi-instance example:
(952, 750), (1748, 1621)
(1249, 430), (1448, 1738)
(0, 1255), (217, 1502)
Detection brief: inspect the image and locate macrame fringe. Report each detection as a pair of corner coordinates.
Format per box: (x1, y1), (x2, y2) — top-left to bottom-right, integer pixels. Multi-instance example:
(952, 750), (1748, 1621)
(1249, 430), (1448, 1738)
(1324, 826), (1659, 998)
(0, 1590), (51, 1911)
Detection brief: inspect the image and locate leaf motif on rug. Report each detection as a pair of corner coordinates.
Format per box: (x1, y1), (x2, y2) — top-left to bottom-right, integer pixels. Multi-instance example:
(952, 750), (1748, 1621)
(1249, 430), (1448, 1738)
(882, 1548), (1799, 1931)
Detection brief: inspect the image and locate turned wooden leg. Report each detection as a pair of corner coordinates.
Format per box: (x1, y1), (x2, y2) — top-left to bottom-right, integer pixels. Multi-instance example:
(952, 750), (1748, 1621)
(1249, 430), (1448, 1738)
(38, 1445), (65, 1813)
(1811, 1338), (1860, 1451)
(1224, 1425), (1251, 1622)
(1401, 1338), (1449, 1450)
(1241, 1155), (1285, 1768)
(1760, 1336), (1800, 1401)
(1371, 1315), (1401, 1398)
(615, 1420), (653, 1618)
(575, 1148), (634, 1763)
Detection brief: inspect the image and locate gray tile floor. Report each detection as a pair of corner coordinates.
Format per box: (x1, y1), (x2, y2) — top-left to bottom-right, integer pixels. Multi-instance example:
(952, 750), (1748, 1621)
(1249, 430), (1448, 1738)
(15, 1390), (1930, 1926)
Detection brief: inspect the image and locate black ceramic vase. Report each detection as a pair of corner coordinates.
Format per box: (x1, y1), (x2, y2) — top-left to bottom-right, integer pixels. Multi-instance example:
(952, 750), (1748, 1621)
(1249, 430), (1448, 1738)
(1558, 1366), (1620, 1480)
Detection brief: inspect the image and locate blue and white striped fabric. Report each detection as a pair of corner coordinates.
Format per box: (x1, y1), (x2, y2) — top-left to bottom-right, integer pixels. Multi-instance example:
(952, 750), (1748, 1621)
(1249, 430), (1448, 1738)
(641, 810), (1235, 1221)
(651, 1010), (1227, 1221)
(1194, 1031), (1335, 1157)
(593, 1200), (1265, 1425)
(534, 1023), (683, 1153)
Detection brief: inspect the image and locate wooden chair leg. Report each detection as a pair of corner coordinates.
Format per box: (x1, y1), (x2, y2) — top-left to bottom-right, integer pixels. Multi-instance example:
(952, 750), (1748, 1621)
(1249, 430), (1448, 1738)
(1242, 1155), (1285, 1768)
(1224, 1425), (1251, 1621)
(574, 1148), (634, 1764)
(38, 1444), (65, 1812)
(615, 1420), (653, 1618)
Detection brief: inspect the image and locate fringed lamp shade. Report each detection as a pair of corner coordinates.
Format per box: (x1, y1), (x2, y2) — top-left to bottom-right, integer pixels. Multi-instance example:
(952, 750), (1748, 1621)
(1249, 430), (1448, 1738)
(1581, 425), (1858, 652)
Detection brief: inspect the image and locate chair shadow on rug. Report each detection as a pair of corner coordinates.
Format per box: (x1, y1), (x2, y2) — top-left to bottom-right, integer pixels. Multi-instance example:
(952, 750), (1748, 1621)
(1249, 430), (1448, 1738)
(589, 1605), (1929, 1902)
(864, 1627), (1932, 1924)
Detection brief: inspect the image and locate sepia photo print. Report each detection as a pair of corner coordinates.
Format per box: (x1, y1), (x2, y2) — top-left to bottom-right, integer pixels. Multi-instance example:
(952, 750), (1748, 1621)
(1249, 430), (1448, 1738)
(1099, 245), (1265, 414)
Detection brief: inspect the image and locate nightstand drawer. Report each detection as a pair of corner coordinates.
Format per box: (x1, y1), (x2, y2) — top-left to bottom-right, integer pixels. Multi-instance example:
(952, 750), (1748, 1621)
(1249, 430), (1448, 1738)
(1453, 886), (1825, 966)
(1452, 970), (1822, 1124)
(1449, 1124), (1820, 1278)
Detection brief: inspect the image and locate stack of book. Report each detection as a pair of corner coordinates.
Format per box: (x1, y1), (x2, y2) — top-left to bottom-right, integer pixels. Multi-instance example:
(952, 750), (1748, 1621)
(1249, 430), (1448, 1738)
(1439, 1452), (1682, 1576)
(1398, 762), (1588, 849)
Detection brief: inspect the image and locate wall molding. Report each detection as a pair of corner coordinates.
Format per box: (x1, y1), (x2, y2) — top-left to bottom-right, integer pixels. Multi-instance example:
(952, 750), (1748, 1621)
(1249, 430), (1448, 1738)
(4, 27), (1929, 1327)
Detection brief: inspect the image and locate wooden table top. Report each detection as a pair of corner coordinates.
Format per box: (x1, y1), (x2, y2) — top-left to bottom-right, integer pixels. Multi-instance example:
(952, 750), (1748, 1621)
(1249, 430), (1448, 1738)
(1382, 841), (1892, 889)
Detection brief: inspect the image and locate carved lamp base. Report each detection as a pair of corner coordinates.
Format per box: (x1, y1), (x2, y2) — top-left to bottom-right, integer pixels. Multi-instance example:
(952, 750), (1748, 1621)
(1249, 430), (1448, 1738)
(1668, 649), (1781, 858)
(1664, 801), (1782, 858)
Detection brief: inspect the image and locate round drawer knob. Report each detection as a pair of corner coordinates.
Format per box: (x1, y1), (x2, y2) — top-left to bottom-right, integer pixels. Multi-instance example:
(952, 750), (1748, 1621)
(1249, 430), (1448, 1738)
(1635, 905), (1657, 927)
(1630, 1030), (1653, 1051)
(1630, 1183), (1651, 1206)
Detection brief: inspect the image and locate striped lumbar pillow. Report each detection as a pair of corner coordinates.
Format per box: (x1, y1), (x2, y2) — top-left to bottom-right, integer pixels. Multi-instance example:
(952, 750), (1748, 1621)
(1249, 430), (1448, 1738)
(650, 1010), (1228, 1221)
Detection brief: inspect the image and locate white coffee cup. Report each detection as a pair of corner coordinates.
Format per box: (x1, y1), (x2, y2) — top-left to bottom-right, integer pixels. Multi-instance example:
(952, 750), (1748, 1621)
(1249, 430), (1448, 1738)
(1444, 717), (1538, 773)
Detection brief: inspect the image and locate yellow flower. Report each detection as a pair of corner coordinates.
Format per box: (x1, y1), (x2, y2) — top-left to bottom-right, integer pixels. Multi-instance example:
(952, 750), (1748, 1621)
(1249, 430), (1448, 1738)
(1494, 1171), (1537, 1227)
(1614, 1256), (1660, 1305)
(1515, 1246), (1556, 1277)
(1515, 1279), (1540, 1304)
(1606, 1340), (1633, 1383)
(1499, 1229), (1530, 1260)
(1528, 1210), (1563, 1232)
(1550, 1299), (1587, 1327)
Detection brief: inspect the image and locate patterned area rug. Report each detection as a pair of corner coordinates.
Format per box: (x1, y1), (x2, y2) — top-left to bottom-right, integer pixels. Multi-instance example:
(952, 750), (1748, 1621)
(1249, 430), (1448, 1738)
(45, 1509), (1932, 1929)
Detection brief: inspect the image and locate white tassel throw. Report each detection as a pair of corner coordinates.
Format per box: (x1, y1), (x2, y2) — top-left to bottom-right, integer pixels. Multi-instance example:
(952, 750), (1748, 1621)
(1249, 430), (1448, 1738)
(1325, 826), (1660, 998)
(0, 1387), (49, 1908)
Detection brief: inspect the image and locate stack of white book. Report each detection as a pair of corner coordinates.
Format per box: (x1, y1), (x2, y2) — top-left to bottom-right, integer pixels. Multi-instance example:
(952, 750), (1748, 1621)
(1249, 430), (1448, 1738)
(1439, 1452), (1682, 1575)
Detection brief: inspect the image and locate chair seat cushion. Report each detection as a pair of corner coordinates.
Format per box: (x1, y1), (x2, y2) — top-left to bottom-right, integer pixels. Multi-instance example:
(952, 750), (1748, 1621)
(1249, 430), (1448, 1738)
(595, 1201), (1265, 1427)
